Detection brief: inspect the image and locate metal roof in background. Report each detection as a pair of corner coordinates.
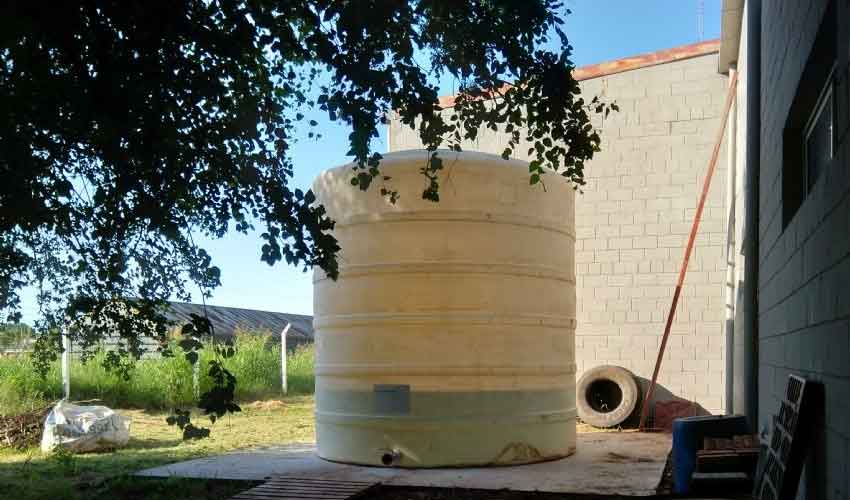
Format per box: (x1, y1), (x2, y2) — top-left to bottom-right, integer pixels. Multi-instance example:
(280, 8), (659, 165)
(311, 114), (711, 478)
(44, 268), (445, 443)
(165, 302), (313, 342)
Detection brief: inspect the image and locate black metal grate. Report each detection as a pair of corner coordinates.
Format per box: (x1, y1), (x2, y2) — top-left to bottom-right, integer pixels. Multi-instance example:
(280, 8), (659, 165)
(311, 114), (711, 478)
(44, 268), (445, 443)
(756, 375), (820, 500)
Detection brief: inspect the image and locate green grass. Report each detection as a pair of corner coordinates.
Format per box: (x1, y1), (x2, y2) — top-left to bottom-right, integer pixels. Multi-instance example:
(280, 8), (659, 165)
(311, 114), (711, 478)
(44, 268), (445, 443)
(0, 333), (318, 498)
(0, 331), (315, 416)
(0, 341), (614, 500)
(0, 396), (315, 500)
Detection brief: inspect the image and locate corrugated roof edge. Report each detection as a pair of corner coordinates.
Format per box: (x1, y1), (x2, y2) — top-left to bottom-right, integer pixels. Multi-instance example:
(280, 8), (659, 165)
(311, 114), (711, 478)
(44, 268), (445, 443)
(164, 301), (314, 339)
(435, 39), (721, 109)
(166, 301), (312, 320)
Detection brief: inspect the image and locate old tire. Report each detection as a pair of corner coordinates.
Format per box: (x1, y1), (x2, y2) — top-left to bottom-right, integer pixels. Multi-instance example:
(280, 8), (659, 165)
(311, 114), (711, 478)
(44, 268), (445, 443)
(577, 365), (640, 428)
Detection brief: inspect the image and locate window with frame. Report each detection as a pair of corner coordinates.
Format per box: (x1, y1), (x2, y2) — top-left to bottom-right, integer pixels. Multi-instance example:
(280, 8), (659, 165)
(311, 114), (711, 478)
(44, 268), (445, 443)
(804, 75), (834, 193)
(781, 0), (837, 227)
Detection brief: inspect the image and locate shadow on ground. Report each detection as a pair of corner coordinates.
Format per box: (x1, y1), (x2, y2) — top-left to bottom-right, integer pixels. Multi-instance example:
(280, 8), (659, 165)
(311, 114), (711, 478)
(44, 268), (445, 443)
(0, 442), (218, 499)
(354, 485), (709, 500)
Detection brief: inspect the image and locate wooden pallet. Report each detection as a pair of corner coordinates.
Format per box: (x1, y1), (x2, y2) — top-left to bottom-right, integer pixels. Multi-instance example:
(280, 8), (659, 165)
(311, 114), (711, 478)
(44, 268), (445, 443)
(231, 476), (378, 500)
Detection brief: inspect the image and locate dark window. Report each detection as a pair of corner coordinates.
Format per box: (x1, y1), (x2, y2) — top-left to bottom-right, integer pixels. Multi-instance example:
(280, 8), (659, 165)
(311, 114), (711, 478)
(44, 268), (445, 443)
(782, 1), (837, 227)
(804, 78), (834, 192)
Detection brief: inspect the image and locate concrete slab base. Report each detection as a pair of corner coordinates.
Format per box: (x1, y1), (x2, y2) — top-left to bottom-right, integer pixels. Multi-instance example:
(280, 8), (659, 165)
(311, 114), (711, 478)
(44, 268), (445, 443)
(137, 432), (671, 496)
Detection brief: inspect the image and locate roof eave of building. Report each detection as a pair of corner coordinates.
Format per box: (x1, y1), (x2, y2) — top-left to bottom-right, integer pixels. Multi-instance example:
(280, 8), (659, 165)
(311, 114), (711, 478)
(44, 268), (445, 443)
(719, 0), (745, 74)
(436, 39), (721, 109)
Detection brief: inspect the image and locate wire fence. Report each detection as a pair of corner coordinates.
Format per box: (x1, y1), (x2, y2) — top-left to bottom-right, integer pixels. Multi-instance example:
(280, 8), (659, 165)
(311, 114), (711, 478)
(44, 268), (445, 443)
(0, 325), (34, 356)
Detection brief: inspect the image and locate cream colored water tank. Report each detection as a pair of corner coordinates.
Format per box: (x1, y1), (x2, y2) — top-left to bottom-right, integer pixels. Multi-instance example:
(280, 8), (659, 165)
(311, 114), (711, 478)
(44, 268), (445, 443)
(312, 150), (576, 467)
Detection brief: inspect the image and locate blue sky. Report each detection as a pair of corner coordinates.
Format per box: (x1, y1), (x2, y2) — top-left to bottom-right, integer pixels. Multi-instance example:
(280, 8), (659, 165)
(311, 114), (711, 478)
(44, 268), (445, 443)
(19, 1), (721, 322)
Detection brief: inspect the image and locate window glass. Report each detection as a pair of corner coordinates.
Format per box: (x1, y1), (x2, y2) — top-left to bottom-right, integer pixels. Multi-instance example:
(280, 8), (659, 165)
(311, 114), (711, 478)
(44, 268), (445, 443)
(805, 87), (833, 192)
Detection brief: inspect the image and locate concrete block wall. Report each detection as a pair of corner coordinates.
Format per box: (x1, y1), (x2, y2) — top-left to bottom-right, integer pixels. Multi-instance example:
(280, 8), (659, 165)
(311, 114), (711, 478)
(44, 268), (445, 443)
(571, 53), (729, 415)
(756, 1), (850, 498)
(388, 49), (730, 414)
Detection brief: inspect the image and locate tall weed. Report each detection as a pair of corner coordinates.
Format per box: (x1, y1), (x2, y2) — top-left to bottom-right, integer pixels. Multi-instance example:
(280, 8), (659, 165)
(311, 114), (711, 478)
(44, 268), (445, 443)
(0, 330), (315, 416)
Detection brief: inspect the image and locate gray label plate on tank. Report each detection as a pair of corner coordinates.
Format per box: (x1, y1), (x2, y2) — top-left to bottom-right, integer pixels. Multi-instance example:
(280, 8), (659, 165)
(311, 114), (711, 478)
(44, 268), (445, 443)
(373, 384), (410, 415)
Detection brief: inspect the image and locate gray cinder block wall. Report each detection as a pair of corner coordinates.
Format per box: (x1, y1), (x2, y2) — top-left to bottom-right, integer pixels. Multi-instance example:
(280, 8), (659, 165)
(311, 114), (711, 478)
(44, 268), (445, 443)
(753, 0), (850, 497)
(388, 44), (730, 414)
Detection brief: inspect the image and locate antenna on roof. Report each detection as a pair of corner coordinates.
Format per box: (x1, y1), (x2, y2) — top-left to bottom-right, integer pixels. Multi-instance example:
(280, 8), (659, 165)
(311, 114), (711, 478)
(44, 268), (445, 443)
(697, 0), (705, 41)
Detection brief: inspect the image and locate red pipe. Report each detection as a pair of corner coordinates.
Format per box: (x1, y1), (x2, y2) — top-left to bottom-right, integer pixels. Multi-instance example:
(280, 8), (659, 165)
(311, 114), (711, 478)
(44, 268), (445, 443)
(638, 70), (739, 431)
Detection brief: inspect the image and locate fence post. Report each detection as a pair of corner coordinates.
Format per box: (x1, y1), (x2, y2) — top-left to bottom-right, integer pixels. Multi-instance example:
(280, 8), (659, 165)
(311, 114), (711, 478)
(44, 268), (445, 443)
(61, 329), (71, 400)
(281, 323), (291, 395)
(192, 358), (199, 399)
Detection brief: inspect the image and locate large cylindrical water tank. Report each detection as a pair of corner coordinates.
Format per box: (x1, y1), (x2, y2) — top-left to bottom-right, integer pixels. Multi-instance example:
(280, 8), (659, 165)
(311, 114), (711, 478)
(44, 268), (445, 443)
(312, 150), (576, 467)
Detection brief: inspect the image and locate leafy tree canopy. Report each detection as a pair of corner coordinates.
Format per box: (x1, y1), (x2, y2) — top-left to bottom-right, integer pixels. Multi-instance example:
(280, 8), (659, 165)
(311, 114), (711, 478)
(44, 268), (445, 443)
(0, 0), (612, 430)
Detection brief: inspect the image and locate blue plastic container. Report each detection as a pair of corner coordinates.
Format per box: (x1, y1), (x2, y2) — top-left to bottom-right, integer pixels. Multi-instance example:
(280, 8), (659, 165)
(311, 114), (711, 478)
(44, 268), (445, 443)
(672, 414), (749, 494)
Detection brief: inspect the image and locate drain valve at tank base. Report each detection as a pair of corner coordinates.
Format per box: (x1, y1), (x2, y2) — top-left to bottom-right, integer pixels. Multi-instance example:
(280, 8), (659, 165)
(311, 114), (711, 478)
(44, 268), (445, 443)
(379, 448), (403, 466)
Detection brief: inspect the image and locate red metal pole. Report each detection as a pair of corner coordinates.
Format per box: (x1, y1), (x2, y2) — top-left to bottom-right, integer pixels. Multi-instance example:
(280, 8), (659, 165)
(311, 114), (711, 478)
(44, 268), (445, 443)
(638, 70), (738, 431)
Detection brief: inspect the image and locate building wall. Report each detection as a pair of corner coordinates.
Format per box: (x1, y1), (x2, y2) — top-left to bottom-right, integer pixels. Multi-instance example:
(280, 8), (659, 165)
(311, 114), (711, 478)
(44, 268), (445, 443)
(388, 50), (730, 414)
(756, 0), (850, 498)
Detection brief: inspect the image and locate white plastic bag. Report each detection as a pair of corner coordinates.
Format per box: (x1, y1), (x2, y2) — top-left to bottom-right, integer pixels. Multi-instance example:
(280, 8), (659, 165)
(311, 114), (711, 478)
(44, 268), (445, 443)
(41, 401), (131, 453)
